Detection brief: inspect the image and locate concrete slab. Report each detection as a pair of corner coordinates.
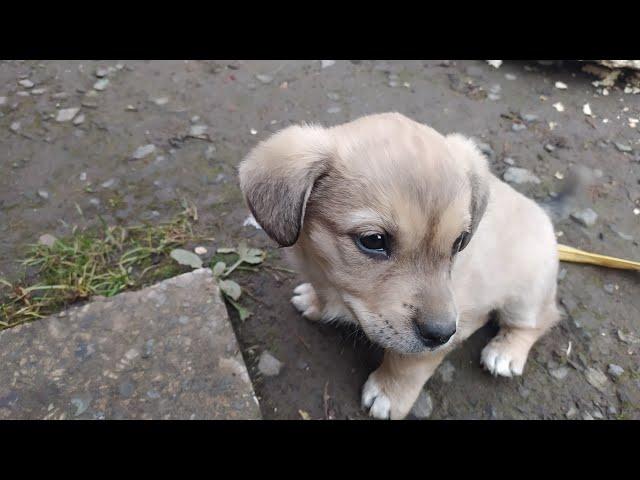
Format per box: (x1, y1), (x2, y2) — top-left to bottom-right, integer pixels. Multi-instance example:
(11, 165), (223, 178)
(0, 268), (261, 419)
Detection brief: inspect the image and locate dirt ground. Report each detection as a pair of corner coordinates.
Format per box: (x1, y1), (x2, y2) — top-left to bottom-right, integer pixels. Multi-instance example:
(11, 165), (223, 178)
(1, 60), (639, 420)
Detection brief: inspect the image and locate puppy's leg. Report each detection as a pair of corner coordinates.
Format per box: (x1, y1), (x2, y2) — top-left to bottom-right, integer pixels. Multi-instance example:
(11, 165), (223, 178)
(362, 349), (447, 420)
(291, 283), (323, 321)
(481, 297), (560, 377)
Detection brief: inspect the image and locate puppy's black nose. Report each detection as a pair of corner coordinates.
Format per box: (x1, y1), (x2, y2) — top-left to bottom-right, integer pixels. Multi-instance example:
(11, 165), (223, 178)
(415, 320), (456, 348)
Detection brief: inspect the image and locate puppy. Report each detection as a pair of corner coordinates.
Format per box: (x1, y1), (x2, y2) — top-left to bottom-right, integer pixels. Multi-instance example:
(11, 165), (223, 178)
(239, 113), (560, 419)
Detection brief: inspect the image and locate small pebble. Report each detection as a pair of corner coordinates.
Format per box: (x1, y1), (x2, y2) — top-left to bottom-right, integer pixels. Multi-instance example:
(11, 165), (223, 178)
(512, 123), (527, 132)
(258, 351), (283, 377)
(18, 79), (34, 88)
(10, 121), (20, 132)
(503, 167), (541, 184)
(93, 78), (109, 91)
(194, 246), (207, 255)
(327, 106), (341, 114)
(603, 284), (615, 294)
(37, 189), (49, 200)
(545, 143), (556, 152)
(411, 390), (433, 419)
(255, 74), (273, 84)
(38, 234), (58, 247)
(570, 208), (598, 227)
(552, 102), (565, 112)
(614, 142), (632, 153)
(56, 107), (80, 122)
(321, 60), (336, 69)
(73, 114), (85, 126)
(555, 81), (568, 89)
(153, 97), (169, 106)
(608, 364), (624, 378)
(131, 144), (156, 160)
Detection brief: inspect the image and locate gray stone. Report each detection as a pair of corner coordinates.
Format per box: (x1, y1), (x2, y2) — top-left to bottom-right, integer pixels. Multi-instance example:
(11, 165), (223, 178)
(205, 145), (217, 161)
(255, 74), (273, 84)
(327, 106), (341, 114)
(56, 107), (80, 122)
(321, 60), (336, 69)
(0, 269), (261, 419)
(584, 367), (608, 392)
(503, 167), (541, 184)
(38, 234), (58, 247)
(411, 390), (433, 419)
(131, 144), (156, 160)
(258, 351), (283, 377)
(93, 78), (109, 91)
(10, 121), (20, 132)
(545, 143), (556, 152)
(614, 142), (632, 153)
(617, 330), (639, 344)
(37, 189), (49, 200)
(608, 364), (624, 378)
(566, 406), (578, 418)
(512, 123), (527, 132)
(95, 67), (109, 78)
(188, 125), (210, 139)
(18, 79), (34, 88)
(73, 113), (85, 126)
(523, 114), (539, 122)
(570, 208), (598, 227)
(549, 366), (570, 380)
(603, 284), (615, 294)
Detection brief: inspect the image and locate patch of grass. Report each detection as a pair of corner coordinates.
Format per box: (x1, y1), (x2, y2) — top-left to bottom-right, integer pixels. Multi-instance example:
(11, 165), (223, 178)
(0, 209), (196, 330)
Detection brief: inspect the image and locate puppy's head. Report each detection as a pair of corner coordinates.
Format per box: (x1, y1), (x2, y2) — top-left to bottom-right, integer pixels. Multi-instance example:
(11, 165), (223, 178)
(239, 113), (490, 354)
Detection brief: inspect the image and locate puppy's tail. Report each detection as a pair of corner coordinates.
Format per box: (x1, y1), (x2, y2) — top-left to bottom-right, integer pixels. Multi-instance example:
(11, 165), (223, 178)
(541, 165), (593, 223)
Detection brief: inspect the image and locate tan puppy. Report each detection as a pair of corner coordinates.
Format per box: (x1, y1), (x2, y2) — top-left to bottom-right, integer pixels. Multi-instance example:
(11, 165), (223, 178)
(239, 113), (560, 419)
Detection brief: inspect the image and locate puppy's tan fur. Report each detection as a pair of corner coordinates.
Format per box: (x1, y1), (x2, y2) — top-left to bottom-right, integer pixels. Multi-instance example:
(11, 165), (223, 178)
(239, 113), (560, 419)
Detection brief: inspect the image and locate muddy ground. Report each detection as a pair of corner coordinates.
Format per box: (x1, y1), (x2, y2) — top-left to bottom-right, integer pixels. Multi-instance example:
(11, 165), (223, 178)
(1, 60), (639, 420)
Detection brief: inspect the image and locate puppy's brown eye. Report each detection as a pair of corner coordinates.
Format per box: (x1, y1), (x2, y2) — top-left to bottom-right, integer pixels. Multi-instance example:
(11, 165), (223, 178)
(452, 231), (470, 256)
(355, 233), (389, 258)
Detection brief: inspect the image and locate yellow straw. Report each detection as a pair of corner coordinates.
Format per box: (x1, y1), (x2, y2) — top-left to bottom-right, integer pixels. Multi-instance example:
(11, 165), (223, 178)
(558, 244), (640, 271)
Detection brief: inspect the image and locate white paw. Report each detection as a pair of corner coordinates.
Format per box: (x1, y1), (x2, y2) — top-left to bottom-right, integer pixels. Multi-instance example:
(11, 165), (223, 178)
(480, 342), (526, 377)
(291, 283), (321, 321)
(361, 374), (391, 420)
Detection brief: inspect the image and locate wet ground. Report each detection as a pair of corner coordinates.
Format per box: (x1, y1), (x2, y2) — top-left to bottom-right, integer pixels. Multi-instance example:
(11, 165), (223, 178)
(1, 60), (639, 420)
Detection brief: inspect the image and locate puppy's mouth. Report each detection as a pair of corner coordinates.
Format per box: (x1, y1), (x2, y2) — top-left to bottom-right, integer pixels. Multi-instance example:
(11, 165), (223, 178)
(341, 298), (436, 354)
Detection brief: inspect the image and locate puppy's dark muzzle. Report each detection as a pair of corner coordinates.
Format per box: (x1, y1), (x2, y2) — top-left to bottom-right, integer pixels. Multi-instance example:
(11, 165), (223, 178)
(414, 314), (457, 348)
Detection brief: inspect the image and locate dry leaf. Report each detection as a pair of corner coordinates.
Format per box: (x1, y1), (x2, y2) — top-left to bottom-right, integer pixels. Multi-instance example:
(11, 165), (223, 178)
(298, 409), (311, 420)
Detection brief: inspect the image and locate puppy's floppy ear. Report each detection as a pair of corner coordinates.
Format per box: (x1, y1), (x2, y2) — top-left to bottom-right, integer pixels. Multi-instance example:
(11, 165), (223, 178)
(239, 124), (335, 247)
(445, 134), (491, 236)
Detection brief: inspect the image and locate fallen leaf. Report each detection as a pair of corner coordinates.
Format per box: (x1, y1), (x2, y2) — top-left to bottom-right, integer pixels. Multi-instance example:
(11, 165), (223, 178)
(298, 409), (311, 420)
(212, 261), (226, 277)
(227, 297), (252, 321)
(219, 279), (242, 301)
(170, 249), (203, 269)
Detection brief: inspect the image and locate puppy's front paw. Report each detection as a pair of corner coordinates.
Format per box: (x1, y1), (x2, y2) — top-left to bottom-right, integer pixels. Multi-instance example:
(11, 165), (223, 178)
(481, 337), (528, 378)
(361, 370), (416, 420)
(291, 283), (322, 321)
(362, 373), (392, 419)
